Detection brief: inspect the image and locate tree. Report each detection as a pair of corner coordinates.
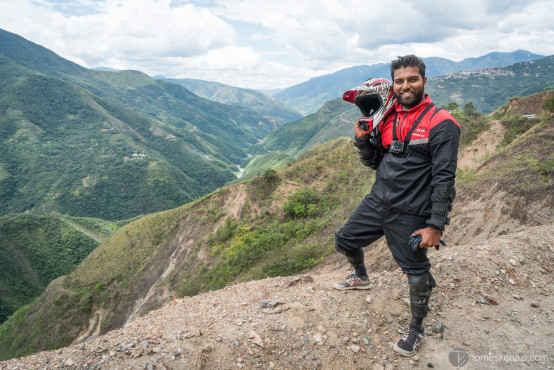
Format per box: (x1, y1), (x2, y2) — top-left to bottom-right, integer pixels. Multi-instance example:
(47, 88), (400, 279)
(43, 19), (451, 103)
(542, 95), (554, 113)
(444, 101), (459, 111)
(463, 102), (479, 117)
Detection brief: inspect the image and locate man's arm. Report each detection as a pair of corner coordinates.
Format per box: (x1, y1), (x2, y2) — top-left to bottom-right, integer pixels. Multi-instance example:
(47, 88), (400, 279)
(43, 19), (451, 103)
(353, 119), (386, 170)
(426, 116), (460, 232)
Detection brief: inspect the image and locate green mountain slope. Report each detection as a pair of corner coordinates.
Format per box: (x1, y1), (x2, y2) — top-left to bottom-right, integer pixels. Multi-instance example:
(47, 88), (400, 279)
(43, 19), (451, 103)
(0, 28), (274, 162)
(0, 55), (236, 219)
(0, 212), (121, 323)
(161, 77), (302, 125)
(275, 50), (545, 114)
(0, 28), (305, 219)
(426, 55), (554, 113)
(254, 98), (359, 157)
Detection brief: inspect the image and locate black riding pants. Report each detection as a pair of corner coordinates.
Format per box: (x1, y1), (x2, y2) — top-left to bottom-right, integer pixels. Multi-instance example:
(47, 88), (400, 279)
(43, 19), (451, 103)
(335, 194), (431, 275)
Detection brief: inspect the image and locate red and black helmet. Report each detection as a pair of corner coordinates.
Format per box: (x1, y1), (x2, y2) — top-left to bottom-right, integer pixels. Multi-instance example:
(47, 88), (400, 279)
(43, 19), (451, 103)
(343, 78), (397, 130)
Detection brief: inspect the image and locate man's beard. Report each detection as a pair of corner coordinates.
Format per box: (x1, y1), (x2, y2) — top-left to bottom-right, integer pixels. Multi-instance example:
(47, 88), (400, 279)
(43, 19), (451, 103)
(396, 89), (425, 109)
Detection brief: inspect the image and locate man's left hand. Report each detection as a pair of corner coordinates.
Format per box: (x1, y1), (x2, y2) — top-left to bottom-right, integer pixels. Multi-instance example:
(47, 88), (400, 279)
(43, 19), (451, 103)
(412, 227), (441, 248)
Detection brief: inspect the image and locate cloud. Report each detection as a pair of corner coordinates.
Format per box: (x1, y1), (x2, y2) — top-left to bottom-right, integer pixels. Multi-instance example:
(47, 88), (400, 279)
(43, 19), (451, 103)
(0, 0), (553, 89)
(1, 0), (237, 64)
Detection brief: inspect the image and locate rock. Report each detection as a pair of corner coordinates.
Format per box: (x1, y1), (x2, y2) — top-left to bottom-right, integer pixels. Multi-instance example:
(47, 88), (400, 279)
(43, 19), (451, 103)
(402, 297), (410, 305)
(366, 295), (372, 304)
(140, 340), (150, 349)
(509, 258), (517, 266)
(260, 301), (282, 309)
(249, 331), (264, 347)
(271, 305), (290, 314)
(152, 347), (162, 353)
(434, 322), (445, 333)
(413, 355), (420, 362)
(313, 332), (323, 343)
(350, 345), (360, 353)
(284, 274), (313, 288)
(64, 359), (75, 367)
(484, 295), (499, 305)
(531, 302), (540, 308)
(508, 279), (516, 285)
(144, 363), (155, 370)
(363, 337), (371, 345)
(449, 283), (456, 289)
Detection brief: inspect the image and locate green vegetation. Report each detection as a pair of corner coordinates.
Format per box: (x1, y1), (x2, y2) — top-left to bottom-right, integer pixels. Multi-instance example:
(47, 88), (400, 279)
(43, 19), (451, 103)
(0, 213), (120, 323)
(543, 95), (554, 113)
(499, 114), (541, 146)
(443, 102), (490, 147)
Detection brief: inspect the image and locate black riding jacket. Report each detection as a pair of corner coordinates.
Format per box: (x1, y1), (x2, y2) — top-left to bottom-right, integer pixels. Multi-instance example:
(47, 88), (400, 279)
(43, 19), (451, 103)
(358, 95), (460, 230)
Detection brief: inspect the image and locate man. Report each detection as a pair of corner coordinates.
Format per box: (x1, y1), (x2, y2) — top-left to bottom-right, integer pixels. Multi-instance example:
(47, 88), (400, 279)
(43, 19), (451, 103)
(333, 55), (460, 356)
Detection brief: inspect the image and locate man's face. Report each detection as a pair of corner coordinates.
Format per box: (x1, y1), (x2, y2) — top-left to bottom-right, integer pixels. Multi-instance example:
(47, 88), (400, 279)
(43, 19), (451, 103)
(392, 66), (427, 109)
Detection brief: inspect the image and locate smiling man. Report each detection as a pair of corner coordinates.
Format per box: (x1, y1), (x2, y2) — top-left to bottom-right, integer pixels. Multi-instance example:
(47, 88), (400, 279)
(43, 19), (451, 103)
(333, 55), (460, 356)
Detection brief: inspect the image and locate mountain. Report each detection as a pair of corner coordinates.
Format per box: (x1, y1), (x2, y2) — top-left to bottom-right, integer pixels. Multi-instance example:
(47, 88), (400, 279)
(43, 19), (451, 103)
(0, 28), (297, 219)
(252, 98), (358, 158)
(0, 94), (552, 360)
(275, 50), (545, 114)
(160, 77), (302, 126)
(248, 59), (554, 177)
(235, 98), (359, 182)
(0, 212), (123, 323)
(0, 54), (234, 220)
(426, 55), (554, 113)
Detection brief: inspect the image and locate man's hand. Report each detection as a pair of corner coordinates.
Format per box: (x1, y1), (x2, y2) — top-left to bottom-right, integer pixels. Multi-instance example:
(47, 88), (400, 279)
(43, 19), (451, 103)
(411, 227), (441, 248)
(355, 118), (368, 139)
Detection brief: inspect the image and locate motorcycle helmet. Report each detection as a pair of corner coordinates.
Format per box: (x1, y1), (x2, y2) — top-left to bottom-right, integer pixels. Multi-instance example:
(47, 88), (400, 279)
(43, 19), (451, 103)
(342, 78), (397, 132)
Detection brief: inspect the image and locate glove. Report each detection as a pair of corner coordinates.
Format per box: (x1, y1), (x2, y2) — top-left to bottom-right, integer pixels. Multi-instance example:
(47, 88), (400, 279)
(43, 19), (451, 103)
(409, 232), (446, 251)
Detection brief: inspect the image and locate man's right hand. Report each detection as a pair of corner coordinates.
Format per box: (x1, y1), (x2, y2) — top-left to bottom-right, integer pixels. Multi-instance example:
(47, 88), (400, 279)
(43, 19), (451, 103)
(355, 119), (368, 139)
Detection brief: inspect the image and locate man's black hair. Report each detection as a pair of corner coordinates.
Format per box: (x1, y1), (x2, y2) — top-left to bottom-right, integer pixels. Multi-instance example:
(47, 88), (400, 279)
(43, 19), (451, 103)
(390, 55), (426, 80)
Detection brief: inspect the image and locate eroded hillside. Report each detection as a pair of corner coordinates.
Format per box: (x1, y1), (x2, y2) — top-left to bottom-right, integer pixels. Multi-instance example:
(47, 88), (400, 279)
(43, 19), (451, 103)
(1, 224), (552, 369)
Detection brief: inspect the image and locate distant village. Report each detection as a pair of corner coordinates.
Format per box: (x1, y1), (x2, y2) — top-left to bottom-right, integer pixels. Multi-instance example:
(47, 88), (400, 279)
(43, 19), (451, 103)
(442, 67), (516, 79)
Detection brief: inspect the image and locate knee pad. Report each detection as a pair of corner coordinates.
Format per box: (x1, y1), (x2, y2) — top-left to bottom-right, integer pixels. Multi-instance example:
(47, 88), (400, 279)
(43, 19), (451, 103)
(408, 272), (435, 320)
(335, 245), (364, 266)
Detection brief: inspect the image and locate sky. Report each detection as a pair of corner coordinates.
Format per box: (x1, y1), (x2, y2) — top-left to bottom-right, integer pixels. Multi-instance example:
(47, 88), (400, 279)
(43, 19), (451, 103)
(1, 0), (553, 90)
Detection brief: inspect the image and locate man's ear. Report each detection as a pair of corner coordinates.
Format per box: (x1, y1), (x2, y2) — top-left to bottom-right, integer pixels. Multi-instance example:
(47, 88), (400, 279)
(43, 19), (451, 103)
(423, 77), (427, 89)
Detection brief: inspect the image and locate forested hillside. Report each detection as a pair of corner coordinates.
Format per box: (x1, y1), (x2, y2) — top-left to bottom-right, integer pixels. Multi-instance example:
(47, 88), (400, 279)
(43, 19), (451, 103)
(0, 213), (123, 323)
(161, 77), (302, 125)
(0, 28), (299, 220)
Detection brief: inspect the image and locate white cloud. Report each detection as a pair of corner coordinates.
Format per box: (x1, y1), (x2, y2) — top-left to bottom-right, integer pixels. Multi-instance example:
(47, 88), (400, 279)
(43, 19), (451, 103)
(0, 0), (553, 89)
